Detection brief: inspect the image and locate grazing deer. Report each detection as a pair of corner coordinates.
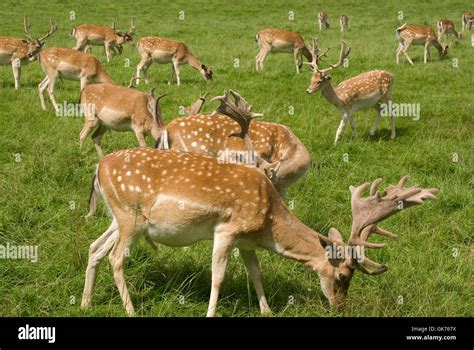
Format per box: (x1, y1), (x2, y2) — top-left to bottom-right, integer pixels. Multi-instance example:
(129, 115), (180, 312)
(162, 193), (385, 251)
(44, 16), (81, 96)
(79, 78), (168, 157)
(136, 36), (212, 86)
(305, 39), (395, 143)
(82, 144), (438, 317)
(318, 11), (330, 30)
(437, 19), (462, 44)
(340, 15), (349, 32)
(396, 24), (448, 65)
(0, 16), (56, 89)
(255, 28), (312, 73)
(38, 48), (114, 111)
(461, 12), (474, 32)
(71, 18), (136, 62)
(161, 91), (310, 195)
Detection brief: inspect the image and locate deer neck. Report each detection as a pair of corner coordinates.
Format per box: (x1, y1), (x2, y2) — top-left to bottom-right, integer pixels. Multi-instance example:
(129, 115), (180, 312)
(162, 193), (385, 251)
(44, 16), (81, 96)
(97, 68), (114, 84)
(432, 39), (444, 53)
(320, 82), (345, 109)
(186, 53), (203, 71)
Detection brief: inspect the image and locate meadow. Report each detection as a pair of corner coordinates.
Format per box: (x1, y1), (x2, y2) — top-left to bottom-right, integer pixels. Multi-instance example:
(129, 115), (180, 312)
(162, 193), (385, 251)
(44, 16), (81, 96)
(0, 0), (472, 317)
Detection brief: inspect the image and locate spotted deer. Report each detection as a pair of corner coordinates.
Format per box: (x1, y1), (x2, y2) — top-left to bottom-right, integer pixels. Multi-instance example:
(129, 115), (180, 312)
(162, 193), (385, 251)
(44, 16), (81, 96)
(38, 48), (114, 111)
(0, 16), (56, 89)
(437, 19), (462, 45)
(318, 11), (330, 30)
(79, 78), (168, 157)
(82, 143), (438, 317)
(305, 39), (395, 143)
(255, 28), (312, 74)
(461, 12), (474, 32)
(136, 36), (212, 86)
(71, 18), (136, 62)
(340, 15), (349, 32)
(396, 23), (448, 65)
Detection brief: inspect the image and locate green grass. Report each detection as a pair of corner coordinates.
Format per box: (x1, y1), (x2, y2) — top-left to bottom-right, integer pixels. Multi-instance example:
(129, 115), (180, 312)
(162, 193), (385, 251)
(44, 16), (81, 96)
(0, 0), (472, 317)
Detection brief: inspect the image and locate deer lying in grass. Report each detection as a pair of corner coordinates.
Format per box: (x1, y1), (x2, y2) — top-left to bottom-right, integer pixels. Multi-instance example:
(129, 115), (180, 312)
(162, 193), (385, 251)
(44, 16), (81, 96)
(136, 36), (212, 86)
(0, 16), (56, 89)
(305, 38), (395, 143)
(255, 28), (312, 74)
(82, 144), (438, 316)
(396, 23), (448, 64)
(38, 48), (114, 111)
(71, 18), (136, 62)
(79, 77), (168, 157)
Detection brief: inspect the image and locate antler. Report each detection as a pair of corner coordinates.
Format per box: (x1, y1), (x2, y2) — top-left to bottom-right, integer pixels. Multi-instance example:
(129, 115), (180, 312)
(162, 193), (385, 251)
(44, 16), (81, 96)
(348, 176), (438, 275)
(303, 37), (331, 71)
(318, 40), (351, 73)
(129, 17), (136, 35)
(23, 16), (32, 40)
(38, 18), (57, 42)
(184, 92), (208, 115)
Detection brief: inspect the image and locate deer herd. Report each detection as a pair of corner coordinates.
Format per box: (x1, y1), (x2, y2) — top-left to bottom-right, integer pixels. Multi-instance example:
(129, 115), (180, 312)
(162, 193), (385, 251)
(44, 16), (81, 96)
(3, 7), (472, 316)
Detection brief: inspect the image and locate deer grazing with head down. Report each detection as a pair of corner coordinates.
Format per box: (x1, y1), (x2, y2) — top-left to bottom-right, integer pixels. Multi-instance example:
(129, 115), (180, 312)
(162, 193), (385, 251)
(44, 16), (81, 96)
(255, 28), (312, 74)
(0, 16), (56, 89)
(71, 18), (136, 62)
(318, 11), (330, 30)
(437, 19), (462, 45)
(136, 36), (212, 86)
(38, 48), (114, 111)
(79, 77), (168, 157)
(461, 12), (474, 32)
(305, 38), (395, 143)
(82, 140), (438, 316)
(340, 15), (349, 32)
(396, 24), (448, 65)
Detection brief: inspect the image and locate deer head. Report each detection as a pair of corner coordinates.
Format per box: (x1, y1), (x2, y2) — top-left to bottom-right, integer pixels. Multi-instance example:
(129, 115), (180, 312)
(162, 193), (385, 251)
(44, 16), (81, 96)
(317, 176), (438, 306)
(200, 64), (213, 83)
(114, 17), (136, 46)
(23, 16), (57, 59)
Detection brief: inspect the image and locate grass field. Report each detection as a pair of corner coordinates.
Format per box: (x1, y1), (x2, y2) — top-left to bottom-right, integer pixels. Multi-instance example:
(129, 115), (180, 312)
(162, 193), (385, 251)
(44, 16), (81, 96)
(0, 0), (472, 317)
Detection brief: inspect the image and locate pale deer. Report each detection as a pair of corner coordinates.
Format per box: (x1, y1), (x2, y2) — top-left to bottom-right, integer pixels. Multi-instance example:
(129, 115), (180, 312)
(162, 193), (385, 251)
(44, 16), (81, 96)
(461, 12), (474, 32)
(437, 19), (462, 45)
(82, 144), (438, 316)
(318, 11), (330, 30)
(305, 39), (395, 143)
(79, 78), (168, 157)
(38, 48), (114, 111)
(159, 90), (311, 195)
(136, 36), (212, 86)
(255, 28), (312, 74)
(396, 23), (448, 65)
(0, 16), (56, 89)
(71, 18), (136, 62)
(340, 15), (349, 32)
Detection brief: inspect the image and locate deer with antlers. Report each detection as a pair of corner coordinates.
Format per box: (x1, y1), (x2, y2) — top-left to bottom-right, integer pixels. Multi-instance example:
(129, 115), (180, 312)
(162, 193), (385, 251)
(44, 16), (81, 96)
(318, 11), (330, 30)
(71, 18), (136, 62)
(255, 28), (312, 74)
(437, 19), (462, 45)
(305, 39), (395, 143)
(340, 15), (349, 32)
(396, 24), (448, 65)
(461, 12), (474, 32)
(38, 48), (114, 111)
(135, 36), (212, 86)
(79, 78), (168, 157)
(0, 16), (56, 89)
(82, 139), (438, 316)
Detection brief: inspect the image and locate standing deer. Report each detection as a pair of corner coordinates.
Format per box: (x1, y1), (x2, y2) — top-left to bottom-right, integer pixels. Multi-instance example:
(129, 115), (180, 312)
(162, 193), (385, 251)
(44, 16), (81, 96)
(38, 48), (114, 111)
(71, 18), (136, 62)
(136, 36), (212, 86)
(305, 39), (395, 143)
(437, 19), (462, 45)
(255, 28), (312, 73)
(396, 23), (448, 65)
(318, 11), (330, 30)
(79, 78), (168, 157)
(461, 12), (474, 32)
(0, 16), (56, 89)
(340, 15), (349, 32)
(82, 145), (438, 316)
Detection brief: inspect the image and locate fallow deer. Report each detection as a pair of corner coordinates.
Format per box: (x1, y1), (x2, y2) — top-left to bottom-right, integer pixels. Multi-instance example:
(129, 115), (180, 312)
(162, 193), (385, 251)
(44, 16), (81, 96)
(0, 16), (56, 89)
(340, 15), (349, 32)
(305, 39), (395, 143)
(396, 23), (448, 65)
(437, 19), (462, 45)
(136, 36), (212, 86)
(82, 145), (438, 316)
(255, 28), (312, 73)
(79, 78), (168, 157)
(461, 12), (474, 32)
(38, 48), (114, 111)
(71, 18), (136, 62)
(318, 11), (330, 30)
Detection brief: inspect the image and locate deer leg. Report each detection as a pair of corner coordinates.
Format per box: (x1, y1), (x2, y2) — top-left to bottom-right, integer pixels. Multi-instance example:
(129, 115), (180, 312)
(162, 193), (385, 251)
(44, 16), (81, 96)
(390, 114), (396, 139)
(401, 40), (414, 65)
(136, 57), (151, 85)
(133, 128), (148, 148)
(73, 38), (87, 51)
(79, 118), (98, 151)
(168, 65), (176, 85)
(91, 124), (108, 158)
(81, 219), (119, 308)
(294, 48), (302, 74)
(84, 45), (92, 53)
(207, 233), (234, 317)
(172, 60), (181, 86)
(38, 76), (50, 110)
(11, 59), (21, 90)
(423, 42), (429, 63)
(104, 43), (112, 63)
(347, 114), (358, 138)
(256, 46), (270, 71)
(45, 73), (60, 113)
(239, 249), (272, 315)
(334, 115), (347, 144)
(370, 107), (383, 136)
(396, 43), (403, 64)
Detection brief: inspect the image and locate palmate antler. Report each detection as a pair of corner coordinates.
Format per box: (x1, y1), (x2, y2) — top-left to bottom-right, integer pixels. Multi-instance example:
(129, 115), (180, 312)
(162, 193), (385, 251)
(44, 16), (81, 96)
(184, 92), (208, 115)
(348, 176), (438, 275)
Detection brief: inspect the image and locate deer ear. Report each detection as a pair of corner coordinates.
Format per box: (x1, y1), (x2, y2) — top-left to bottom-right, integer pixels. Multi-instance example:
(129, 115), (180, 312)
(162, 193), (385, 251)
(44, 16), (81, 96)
(328, 227), (344, 242)
(201, 64), (207, 70)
